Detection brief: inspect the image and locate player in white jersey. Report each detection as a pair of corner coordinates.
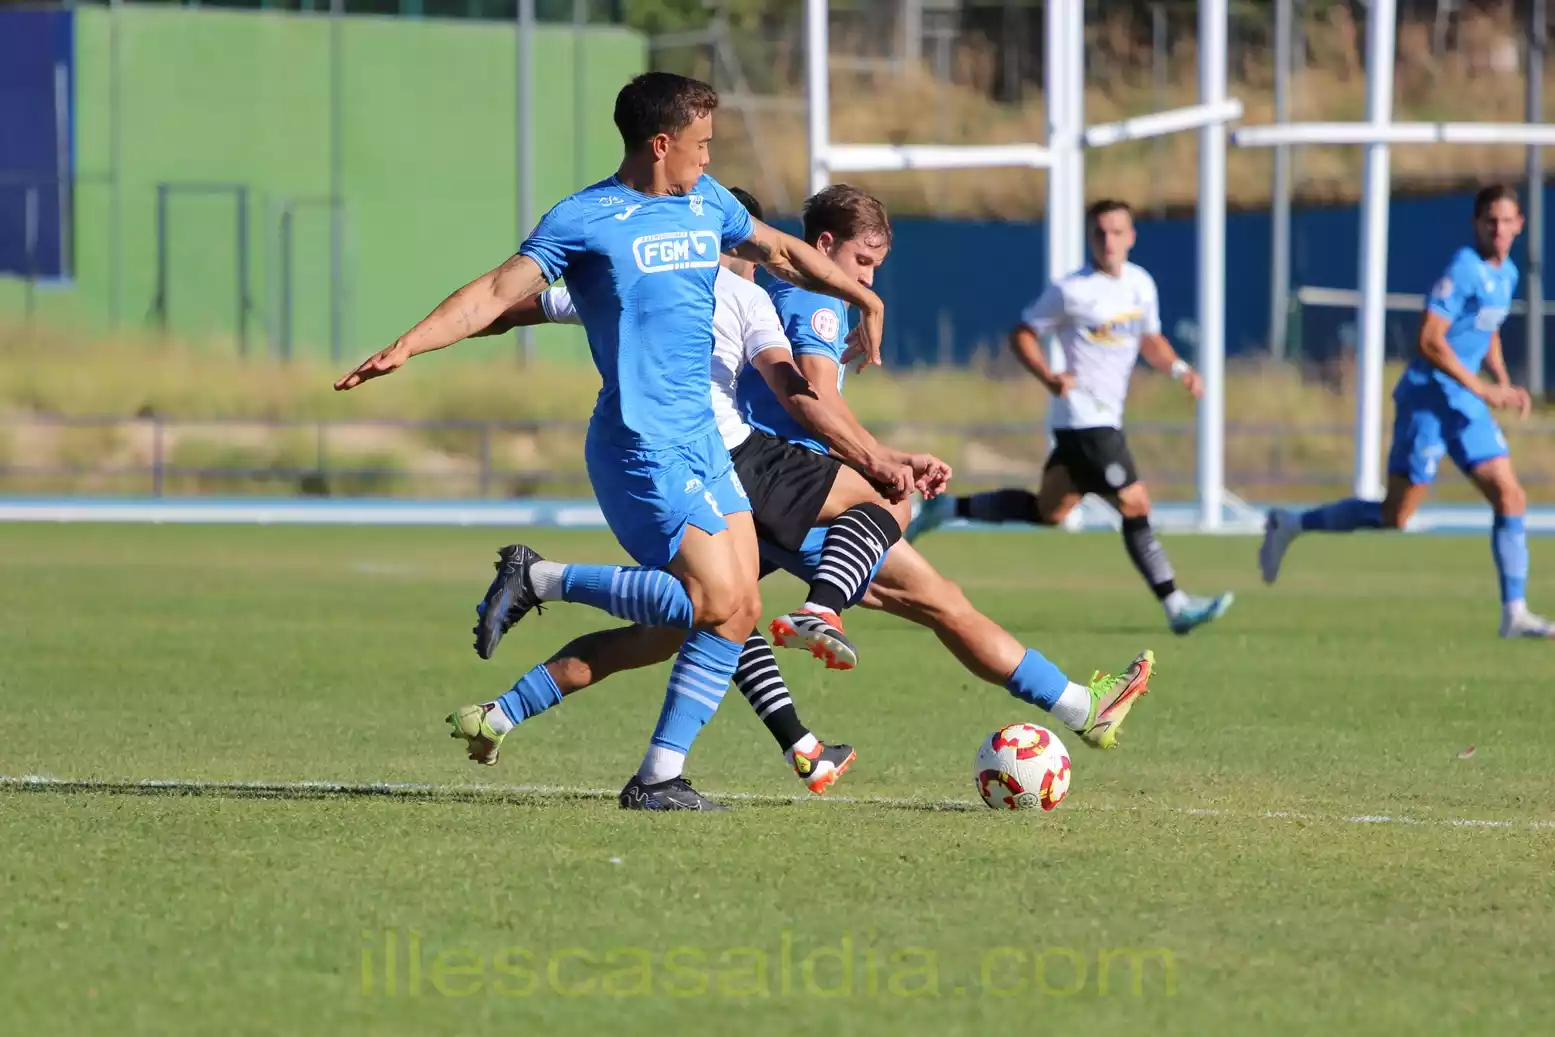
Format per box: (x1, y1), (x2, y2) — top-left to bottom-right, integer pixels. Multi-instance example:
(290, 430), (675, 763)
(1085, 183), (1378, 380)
(908, 198), (1234, 636)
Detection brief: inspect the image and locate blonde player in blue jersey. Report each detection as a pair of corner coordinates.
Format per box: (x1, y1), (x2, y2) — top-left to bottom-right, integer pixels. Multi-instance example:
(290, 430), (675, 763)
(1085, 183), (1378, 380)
(335, 73), (889, 809)
(1260, 184), (1551, 640)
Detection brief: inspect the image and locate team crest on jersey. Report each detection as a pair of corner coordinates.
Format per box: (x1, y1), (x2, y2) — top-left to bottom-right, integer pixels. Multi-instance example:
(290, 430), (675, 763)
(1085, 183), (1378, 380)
(688, 193), (704, 217)
(810, 307), (841, 342)
(1432, 277), (1454, 300)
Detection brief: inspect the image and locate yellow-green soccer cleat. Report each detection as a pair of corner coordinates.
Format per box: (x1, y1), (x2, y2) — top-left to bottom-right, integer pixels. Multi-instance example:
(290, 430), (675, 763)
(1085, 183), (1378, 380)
(447, 703), (506, 766)
(1079, 650), (1154, 750)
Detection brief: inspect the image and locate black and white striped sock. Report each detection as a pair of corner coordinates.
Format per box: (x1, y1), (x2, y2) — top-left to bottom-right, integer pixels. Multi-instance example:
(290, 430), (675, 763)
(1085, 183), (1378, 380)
(734, 635), (810, 751)
(804, 502), (902, 615)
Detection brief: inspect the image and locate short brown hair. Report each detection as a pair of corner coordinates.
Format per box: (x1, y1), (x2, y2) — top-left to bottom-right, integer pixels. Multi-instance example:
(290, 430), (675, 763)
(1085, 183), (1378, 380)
(1086, 198), (1134, 227)
(613, 73), (719, 151)
(1473, 183), (1520, 219)
(801, 185), (892, 248)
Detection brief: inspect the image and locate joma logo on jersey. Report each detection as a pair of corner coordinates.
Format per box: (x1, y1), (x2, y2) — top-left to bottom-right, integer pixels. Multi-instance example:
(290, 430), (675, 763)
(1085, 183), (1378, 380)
(632, 230), (720, 273)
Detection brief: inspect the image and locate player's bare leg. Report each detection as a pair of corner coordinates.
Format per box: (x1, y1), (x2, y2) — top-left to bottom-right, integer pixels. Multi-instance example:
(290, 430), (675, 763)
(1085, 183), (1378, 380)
(1469, 456), (1553, 639)
(770, 465), (910, 671)
(858, 541), (1154, 749)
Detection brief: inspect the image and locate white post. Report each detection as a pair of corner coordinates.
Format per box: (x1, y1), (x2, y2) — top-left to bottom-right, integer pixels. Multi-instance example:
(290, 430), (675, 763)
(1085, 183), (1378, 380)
(516, 0), (537, 363)
(1528, 0), (1546, 398)
(806, 0), (830, 194)
(1269, 0), (1293, 362)
(1354, 0), (1397, 499)
(1065, 0), (1086, 275)
(1196, 0), (1228, 530)
(1044, 0), (1072, 376)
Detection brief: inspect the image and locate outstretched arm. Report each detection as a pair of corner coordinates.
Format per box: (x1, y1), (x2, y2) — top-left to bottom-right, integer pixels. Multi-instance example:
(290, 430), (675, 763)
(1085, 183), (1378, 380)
(727, 221), (885, 371)
(335, 254), (550, 390)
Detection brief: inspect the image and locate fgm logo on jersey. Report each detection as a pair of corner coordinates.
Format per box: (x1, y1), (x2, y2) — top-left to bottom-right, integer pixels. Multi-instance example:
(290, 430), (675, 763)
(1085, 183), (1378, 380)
(632, 230), (720, 273)
(688, 193), (705, 217)
(810, 307), (841, 342)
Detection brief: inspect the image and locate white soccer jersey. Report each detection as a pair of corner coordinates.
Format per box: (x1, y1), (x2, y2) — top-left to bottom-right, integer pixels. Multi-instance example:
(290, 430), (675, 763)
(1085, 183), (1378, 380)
(1020, 261), (1161, 430)
(539, 266), (791, 450)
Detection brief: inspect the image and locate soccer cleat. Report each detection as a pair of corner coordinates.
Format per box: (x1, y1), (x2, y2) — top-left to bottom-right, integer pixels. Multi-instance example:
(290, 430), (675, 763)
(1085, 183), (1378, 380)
(1499, 609), (1555, 640)
(618, 775), (729, 812)
(787, 741), (857, 795)
(769, 609), (859, 671)
(905, 494), (956, 543)
(1169, 592), (1235, 636)
(447, 703), (507, 766)
(473, 544), (545, 660)
(1079, 650), (1154, 750)
(1259, 509), (1301, 585)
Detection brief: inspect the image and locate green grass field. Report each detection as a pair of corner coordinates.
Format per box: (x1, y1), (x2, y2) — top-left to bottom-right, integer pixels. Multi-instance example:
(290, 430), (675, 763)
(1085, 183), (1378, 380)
(2, 525), (1553, 1036)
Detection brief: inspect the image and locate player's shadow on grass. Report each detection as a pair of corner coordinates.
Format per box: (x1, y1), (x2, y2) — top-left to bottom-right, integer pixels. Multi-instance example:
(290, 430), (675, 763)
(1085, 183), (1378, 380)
(4, 778), (982, 813)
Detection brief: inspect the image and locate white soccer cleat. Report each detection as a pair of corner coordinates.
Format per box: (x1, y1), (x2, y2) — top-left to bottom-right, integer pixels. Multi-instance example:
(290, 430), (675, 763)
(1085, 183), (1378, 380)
(1499, 609), (1555, 640)
(1259, 509), (1301, 585)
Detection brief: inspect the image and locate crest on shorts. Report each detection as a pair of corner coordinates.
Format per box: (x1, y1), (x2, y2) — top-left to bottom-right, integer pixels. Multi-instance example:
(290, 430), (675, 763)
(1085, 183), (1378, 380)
(810, 307), (841, 343)
(1432, 276), (1454, 300)
(688, 193), (704, 217)
(1104, 463), (1128, 489)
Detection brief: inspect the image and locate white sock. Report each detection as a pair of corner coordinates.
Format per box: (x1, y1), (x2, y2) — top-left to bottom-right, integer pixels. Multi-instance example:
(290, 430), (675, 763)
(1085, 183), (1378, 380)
(637, 746), (686, 785)
(528, 561), (566, 601)
(787, 733), (819, 759)
(483, 702), (514, 735)
(1162, 589), (1189, 617)
(1051, 682), (1093, 732)
(800, 601), (834, 616)
(1504, 599), (1528, 623)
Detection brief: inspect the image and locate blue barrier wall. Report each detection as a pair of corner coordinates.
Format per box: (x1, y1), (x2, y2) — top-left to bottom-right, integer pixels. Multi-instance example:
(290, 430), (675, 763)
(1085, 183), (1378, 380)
(0, 8), (72, 281)
(774, 185), (1555, 377)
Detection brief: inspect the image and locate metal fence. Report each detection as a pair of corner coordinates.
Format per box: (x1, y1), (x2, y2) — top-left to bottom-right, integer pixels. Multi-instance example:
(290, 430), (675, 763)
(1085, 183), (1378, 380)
(6, 412), (1550, 502)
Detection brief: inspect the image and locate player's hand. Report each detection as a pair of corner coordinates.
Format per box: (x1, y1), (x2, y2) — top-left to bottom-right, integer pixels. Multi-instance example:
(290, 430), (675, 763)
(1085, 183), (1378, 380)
(843, 299), (885, 374)
(1483, 383), (1532, 419)
(863, 452), (913, 503)
(1179, 369), (1205, 399)
(906, 453), (953, 498)
(335, 341), (411, 391)
(1045, 372), (1077, 397)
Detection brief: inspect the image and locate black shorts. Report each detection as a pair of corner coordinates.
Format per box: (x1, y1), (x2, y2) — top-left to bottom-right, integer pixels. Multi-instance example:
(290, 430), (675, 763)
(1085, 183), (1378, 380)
(730, 429), (840, 552)
(1044, 427), (1140, 496)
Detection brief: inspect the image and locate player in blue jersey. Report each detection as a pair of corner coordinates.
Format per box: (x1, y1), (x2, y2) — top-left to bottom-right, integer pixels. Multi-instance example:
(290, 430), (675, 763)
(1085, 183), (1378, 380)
(335, 73), (891, 809)
(1260, 184), (1551, 639)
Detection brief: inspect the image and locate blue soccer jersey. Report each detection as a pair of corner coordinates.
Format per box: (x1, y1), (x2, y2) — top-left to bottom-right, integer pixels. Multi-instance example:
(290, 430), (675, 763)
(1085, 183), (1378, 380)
(737, 279), (849, 454)
(1387, 246), (1518, 482)
(1395, 246), (1518, 410)
(519, 174), (755, 449)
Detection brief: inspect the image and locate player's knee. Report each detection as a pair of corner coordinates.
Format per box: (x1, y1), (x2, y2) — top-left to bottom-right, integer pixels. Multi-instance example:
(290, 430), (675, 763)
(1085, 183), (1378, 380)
(1034, 505), (1064, 527)
(688, 575), (758, 631)
(1379, 502), (1410, 530)
(1493, 479), (1527, 516)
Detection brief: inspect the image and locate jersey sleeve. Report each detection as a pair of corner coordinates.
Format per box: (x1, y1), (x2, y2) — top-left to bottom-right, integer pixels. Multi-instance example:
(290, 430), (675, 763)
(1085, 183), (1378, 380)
(740, 287), (793, 364)
(704, 177), (755, 250)
(1426, 254), (1473, 322)
(784, 297), (848, 361)
(517, 198), (586, 283)
(539, 286), (581, 326)
(1140, 274), (1162, 335)
(1019, 282), (1066, 335)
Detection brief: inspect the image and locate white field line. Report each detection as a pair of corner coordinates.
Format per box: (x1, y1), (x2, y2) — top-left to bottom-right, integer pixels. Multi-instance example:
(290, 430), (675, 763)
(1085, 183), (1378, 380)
(5, 775), (1553, 833)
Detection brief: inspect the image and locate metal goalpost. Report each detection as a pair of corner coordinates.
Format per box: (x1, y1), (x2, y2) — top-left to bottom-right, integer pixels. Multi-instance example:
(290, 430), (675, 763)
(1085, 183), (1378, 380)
(804, 0), (1242, 531)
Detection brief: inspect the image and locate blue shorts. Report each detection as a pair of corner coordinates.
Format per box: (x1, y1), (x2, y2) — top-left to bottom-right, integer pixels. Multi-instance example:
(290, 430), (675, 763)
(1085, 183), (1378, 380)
(1386, 397), (1509, 485)
(586, 426), (750, 567)
(757, 525), (886, 608)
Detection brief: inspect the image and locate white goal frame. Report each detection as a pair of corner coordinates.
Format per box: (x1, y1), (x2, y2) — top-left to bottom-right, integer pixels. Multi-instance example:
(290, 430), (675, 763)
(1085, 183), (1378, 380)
(805, 0), (1241, 531)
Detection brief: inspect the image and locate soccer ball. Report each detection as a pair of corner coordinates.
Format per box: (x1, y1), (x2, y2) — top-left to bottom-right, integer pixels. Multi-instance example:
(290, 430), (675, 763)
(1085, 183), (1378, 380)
(974, 723), (1072, 811)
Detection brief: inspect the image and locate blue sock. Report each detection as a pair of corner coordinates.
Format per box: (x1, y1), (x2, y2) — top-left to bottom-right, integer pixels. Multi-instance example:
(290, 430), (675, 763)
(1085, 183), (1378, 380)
(560, 564), (694, 629)
(649, 629), (743, 753)
(495, 664), (564, 725)
(1004, 648), (1070, 711)
(1492, 514), (1529, 605)
(1299, 498), (1384, 532)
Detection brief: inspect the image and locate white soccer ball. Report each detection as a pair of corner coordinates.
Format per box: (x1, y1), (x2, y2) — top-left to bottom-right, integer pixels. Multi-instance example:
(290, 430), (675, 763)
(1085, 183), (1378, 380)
(974, 723), (1072, 811)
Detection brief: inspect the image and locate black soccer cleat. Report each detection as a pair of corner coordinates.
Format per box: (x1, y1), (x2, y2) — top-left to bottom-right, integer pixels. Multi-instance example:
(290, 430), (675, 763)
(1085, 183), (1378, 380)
(473, 543), (545, 660)
(618, 775), (729, 812)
